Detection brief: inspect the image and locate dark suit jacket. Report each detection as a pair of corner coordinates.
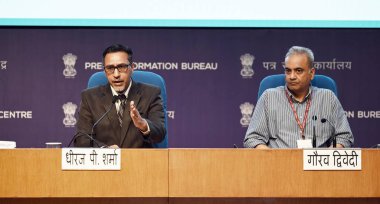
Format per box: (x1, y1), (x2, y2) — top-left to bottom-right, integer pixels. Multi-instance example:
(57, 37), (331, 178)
(74, 81), (166, 148)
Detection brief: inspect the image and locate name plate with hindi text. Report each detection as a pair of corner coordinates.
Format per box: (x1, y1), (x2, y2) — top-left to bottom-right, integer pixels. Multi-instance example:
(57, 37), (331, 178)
(62, 148), (121, 170)
(303, 149), (361, 170)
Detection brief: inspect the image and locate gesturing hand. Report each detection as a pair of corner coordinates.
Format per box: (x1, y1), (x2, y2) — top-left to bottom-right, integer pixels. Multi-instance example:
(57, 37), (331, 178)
(129, 101), (148, 132)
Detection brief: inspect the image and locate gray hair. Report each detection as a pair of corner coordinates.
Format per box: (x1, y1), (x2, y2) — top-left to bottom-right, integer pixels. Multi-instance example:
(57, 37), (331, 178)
(285, 46), (314, 68)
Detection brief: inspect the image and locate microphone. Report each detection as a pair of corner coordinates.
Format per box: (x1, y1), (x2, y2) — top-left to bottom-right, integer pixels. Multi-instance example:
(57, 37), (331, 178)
(313, 126), (316, 148)
(90, 95), (118, 138)
(312, 116), (317, 148)
(370, 144), (380, 148)
(321, 118), (336, 148)
(67, 131), (104, 147)
(67, 95), (118, 147)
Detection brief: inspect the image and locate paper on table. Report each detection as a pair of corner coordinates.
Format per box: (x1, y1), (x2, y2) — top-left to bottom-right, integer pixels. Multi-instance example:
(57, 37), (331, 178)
(0, 141), (16, 149)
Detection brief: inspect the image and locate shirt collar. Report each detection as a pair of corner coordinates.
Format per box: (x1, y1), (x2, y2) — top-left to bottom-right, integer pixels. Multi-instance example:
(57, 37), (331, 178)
(110, 80), (132, 98)
(285, 85), (312, 103)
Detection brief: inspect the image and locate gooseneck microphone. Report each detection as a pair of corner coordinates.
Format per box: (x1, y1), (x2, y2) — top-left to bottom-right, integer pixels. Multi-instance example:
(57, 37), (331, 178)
(321, 118), (336, 148)
(68, 131), (104, 147)
(67, 95), (118, 147)
(312, 116), (317, 148)
(313, 126), (316, 148)
(90, 95), (118, 138)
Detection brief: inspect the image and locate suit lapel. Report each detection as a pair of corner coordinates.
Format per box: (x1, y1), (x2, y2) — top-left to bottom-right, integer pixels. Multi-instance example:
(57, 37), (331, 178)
(100, 85), (119, 135)
(120, 81), (141, 146)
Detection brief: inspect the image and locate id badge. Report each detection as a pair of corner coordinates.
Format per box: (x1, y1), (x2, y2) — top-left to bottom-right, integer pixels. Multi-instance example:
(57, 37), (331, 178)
(297, 139), (312, 148)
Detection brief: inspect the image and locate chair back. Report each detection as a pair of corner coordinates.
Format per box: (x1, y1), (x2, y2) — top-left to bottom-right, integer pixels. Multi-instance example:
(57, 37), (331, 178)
(257, 74), (338, 99)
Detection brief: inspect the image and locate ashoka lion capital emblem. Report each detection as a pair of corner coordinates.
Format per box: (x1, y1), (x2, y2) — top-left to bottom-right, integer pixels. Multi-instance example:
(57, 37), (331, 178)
(240, 102), (254, 127)
(62, 53), (77, 78)
(63, 102), (77, 127)
(240, 53), (255, 78)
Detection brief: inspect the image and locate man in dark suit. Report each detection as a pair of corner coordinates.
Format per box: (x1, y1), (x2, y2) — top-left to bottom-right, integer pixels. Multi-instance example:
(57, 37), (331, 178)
(75, 44), (166, 148)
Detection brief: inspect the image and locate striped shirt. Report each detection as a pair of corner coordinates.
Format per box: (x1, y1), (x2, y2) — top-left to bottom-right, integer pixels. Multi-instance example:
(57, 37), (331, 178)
(244, 86), (354, 148)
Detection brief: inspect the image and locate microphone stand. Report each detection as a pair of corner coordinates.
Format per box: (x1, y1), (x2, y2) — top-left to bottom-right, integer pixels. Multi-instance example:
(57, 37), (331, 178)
(312, 116), (317, 148)
(68, 95), (118, 147)
(321, 118), (336, 148)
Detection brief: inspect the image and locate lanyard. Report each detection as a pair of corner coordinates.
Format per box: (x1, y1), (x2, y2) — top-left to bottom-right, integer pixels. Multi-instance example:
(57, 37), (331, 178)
(285, 88), (312, 139)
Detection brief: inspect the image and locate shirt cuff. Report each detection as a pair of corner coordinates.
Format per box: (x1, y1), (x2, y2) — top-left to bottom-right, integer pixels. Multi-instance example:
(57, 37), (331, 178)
(336, 137), (352, 148)
(244, 138), (266, 148)
(140, 119), (151, 135)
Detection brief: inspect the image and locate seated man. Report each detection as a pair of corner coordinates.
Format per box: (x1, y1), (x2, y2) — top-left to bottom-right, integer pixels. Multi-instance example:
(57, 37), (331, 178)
(244, 46), (354, 149)
(75, 44), (166, 148)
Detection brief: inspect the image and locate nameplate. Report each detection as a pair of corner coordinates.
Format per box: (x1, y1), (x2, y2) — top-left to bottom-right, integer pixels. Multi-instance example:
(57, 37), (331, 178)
(303, 149), (361, 171)
(62, 148), (121, 170)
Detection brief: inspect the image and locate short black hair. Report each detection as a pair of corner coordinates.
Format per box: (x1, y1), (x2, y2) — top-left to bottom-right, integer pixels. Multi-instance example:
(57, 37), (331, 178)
(102, 44), (133, 63)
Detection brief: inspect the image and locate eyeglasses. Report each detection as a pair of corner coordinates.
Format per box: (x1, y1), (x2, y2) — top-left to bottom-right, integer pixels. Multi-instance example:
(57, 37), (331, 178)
(104, 63), (132, 74)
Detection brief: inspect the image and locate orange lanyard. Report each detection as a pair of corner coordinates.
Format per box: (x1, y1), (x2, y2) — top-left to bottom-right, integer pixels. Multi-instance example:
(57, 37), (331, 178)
(285, 88), (311, 140)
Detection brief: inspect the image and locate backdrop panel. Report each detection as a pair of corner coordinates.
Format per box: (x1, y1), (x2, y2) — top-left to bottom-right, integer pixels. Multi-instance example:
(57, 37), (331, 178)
(0, 27), (378, 148)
